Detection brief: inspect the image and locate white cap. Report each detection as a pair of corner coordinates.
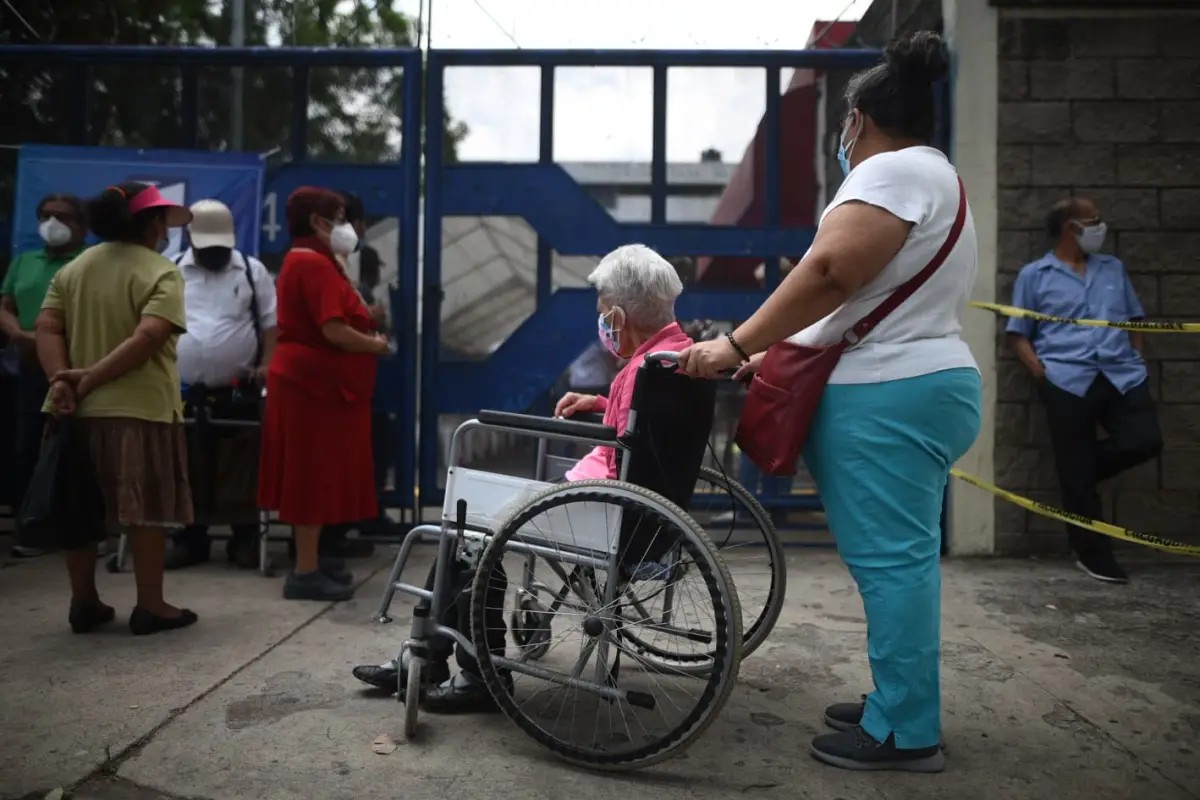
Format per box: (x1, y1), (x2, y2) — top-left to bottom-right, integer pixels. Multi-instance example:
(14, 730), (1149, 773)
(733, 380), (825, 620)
(188, 199), (236, 249)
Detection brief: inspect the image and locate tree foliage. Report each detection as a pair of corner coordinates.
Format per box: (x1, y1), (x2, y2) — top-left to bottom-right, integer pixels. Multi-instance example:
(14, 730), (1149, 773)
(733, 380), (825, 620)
(0, 0), (467, 214)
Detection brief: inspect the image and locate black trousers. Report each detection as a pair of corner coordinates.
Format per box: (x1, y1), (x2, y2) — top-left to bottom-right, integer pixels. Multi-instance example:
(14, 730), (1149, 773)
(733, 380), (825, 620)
(13, 368), (49, 549)
(418, 557), (508, 677)
(177, 389), (261, 547)
(1039, 376), (1162, 559)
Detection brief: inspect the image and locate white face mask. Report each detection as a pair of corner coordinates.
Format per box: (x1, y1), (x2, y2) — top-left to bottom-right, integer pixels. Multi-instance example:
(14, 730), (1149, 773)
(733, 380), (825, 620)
(1075, 221), (1108, 255)
(330, 223), (359, 256)
(39, 217), (72, 248)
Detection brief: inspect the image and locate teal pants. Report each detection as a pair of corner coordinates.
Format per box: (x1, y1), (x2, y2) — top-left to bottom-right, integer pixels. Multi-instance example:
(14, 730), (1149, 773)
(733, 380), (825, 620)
(803, 368), (981, 749)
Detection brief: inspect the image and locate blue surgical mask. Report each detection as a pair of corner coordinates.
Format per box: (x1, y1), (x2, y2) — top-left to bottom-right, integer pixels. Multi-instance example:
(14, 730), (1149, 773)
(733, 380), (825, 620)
(837, 113), (861, 177)
(597, 310), (622, 357)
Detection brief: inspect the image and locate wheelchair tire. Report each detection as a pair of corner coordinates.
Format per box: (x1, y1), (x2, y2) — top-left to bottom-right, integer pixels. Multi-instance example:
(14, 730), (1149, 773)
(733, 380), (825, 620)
(404, 658), (421, 738)
(616, 465), (787, 672)
(469, 480), (742, 771)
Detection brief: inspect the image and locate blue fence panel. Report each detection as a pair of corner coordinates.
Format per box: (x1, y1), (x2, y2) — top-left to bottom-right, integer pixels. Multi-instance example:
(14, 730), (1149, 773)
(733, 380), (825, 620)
(0, 45), (424, 514)
(420, 48), (882, 511)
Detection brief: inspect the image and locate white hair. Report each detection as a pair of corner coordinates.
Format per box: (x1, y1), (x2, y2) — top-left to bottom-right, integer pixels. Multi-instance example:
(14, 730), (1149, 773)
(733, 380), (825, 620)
(587, 244), (683, 330)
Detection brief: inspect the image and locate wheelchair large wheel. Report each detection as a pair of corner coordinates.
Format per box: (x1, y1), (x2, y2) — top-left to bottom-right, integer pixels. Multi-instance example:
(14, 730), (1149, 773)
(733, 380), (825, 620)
(616, 465), (787, 673)
(470, 480), (742, 770)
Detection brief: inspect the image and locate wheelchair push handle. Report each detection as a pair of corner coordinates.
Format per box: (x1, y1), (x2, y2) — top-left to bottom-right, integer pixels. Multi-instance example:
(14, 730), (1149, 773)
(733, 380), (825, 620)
(643, 350), (739, 380)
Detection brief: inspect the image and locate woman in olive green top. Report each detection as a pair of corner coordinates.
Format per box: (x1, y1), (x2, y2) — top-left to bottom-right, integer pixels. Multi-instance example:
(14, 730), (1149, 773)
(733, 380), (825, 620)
(37, 182), (198, 636)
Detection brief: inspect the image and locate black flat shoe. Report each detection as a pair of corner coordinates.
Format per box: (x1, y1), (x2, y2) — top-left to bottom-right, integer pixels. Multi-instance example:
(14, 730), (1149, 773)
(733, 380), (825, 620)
(129, 606), (199, 636)
(421, 672), (509, 714)
(321, 558), (353, 585)
(352, 657), (451, 693)
(69, 600), (116, 634)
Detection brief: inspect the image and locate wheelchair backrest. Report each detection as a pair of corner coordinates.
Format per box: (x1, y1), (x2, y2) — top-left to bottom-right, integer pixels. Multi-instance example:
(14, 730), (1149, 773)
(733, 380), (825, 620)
(620, 360), (717, 512)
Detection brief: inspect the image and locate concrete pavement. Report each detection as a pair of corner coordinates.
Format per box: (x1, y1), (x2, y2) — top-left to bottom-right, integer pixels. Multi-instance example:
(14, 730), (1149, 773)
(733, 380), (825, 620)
(1, 540), (1197, 800)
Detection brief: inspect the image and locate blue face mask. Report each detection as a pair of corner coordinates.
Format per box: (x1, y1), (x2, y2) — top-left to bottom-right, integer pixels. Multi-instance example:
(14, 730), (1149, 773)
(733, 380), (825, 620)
(837, 113), (861, 177)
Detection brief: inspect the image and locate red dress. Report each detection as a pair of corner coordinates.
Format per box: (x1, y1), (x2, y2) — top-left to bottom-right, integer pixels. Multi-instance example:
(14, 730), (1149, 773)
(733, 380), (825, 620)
(257, 241), (378, 525)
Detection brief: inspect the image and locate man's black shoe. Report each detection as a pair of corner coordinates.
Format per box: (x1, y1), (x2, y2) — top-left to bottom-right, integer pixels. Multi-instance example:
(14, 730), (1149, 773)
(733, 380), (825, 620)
(1075, 553), (1129, 584)
(352, 657), (450, 693)
(164, 535), (211, 570)
(810, 726), (945, 772)
(420, 672), (510, 714)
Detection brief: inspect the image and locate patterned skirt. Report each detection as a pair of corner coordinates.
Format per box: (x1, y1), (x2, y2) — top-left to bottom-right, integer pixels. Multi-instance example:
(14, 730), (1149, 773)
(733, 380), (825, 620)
(79, 418), (194, 529)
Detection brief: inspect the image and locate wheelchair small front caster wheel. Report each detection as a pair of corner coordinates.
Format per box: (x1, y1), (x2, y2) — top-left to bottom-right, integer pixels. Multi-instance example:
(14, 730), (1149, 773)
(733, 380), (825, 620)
(510, 596), (551, 660)
(404, 658), (422, 737)
(105, 554), (121, 573)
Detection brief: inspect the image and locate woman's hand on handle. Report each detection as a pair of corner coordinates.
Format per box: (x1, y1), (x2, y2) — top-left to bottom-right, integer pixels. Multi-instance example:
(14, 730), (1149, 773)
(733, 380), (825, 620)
(678, 338), (742, 380)
(733, 352), (766, 382)
(555, 392), (598, 418)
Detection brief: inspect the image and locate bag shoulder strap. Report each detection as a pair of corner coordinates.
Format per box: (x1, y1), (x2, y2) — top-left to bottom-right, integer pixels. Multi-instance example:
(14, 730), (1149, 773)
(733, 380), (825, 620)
(839, 176), (968, 350)
(239, 251), (264, 365)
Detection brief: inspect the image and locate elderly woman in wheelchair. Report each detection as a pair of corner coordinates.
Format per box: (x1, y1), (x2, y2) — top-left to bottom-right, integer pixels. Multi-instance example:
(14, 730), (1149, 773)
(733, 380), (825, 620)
(351, 246), (788, 768)
(353, 245), (695, 711)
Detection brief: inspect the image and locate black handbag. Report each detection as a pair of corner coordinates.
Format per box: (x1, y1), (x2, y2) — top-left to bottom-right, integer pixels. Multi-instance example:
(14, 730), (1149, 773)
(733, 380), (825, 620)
(17, 417), (106, 549)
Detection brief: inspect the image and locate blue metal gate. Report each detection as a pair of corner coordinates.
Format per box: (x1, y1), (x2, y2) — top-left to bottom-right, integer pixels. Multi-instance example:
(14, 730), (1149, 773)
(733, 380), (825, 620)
(418, 48), (882, 511)
(0, 44), (424, 513)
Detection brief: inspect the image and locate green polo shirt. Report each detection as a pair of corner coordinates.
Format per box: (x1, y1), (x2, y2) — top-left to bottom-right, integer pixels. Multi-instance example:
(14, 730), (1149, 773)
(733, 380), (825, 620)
(1, 245), (87, 330)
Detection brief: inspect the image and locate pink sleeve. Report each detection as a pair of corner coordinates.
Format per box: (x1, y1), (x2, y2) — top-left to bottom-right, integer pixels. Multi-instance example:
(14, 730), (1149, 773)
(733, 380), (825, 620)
(592, 395), (609, 412)
(609, 370), (637, 435)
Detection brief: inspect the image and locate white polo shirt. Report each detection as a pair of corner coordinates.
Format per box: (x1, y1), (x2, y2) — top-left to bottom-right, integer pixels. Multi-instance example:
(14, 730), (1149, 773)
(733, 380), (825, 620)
(175, 249), (278, 387)
(787, 146), (979, 384)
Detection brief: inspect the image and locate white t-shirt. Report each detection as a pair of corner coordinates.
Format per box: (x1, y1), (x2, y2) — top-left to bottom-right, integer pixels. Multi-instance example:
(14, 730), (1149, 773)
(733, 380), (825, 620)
(175, 249), (278, 387)
(786, 146), (979, 384)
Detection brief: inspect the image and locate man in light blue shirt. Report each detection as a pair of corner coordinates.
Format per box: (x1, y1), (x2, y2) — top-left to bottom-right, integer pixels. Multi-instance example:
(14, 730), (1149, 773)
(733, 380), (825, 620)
(1007, 197), (1162, 584)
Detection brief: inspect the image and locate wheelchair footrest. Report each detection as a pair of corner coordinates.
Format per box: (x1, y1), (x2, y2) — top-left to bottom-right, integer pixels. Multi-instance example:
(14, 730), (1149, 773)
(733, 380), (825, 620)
(624, 690), (656, 711)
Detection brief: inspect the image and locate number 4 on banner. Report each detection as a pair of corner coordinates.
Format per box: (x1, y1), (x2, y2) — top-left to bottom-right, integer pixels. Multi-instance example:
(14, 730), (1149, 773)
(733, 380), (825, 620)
(262, 192), (281, 243)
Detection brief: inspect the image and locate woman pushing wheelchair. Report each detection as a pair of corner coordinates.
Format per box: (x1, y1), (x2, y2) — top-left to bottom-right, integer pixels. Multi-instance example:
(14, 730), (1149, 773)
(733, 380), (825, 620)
(351, 243), (694, 714)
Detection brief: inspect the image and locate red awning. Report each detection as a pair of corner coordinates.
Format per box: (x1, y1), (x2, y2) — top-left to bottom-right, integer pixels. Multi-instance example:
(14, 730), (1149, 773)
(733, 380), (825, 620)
(696, 21), (858, 287)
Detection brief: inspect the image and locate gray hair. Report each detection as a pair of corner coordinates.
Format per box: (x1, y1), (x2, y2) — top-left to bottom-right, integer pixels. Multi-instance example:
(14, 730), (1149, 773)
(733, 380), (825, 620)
(588, 244), (683, 330)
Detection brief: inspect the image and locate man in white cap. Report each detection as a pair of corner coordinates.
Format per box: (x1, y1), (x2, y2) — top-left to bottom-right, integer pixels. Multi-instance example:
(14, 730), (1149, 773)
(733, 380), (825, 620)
(168, 199), (278, 570)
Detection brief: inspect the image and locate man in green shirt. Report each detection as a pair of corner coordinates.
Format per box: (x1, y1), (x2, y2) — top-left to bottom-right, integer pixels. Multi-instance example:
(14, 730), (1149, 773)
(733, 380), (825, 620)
(0, 193), (87, 557)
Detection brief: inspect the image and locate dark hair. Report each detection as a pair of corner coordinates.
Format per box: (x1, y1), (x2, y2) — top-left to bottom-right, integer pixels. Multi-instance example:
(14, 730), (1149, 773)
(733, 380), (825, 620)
(37, 193), (86, 225)
(1046, 198), (1083, 239)
(286, 186), (345, 238)
(340, 191), (364, 224)
(86, 182), (166, 243)
(843, 30), (949, 142)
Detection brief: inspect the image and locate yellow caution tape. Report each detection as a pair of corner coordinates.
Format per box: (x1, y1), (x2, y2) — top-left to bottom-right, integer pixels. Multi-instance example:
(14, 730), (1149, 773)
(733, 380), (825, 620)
(970, 301), (1200, 333)
(950, 468), (1200, 556)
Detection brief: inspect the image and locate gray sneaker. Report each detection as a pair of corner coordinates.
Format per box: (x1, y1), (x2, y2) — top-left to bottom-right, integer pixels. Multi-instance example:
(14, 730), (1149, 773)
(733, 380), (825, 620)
(283, 570), (355, 601)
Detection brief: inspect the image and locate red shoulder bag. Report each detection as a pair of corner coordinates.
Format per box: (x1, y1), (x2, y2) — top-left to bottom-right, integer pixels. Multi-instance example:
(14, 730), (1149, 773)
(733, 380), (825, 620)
(736, 178), (968, 476)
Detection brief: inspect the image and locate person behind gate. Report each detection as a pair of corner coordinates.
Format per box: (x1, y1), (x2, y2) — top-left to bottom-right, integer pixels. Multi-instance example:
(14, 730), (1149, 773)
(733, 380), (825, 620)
(1006, 196), (1162, 584)
(678, 32), (979, 773)
(167, 199), (279, 570)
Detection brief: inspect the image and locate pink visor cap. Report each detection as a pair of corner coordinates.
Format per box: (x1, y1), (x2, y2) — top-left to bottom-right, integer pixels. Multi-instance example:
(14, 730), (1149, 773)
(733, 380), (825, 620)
(119, 185), (193, 227)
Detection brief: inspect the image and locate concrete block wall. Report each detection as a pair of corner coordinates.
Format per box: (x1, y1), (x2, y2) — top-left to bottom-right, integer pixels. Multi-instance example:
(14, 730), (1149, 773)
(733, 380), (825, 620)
(995, 14), (1200, 553)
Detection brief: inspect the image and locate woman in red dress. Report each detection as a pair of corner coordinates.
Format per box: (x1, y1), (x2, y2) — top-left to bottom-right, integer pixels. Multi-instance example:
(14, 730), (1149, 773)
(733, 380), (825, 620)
(258, 187), (390, 601)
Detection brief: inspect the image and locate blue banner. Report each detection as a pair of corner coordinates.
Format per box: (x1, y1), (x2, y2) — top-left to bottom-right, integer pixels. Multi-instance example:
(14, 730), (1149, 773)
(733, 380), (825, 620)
(12, 145), (264, 260)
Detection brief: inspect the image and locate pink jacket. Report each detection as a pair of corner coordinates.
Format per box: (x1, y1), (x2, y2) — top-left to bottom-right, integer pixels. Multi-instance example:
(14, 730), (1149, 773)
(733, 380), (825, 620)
(565, 322), (695, 482)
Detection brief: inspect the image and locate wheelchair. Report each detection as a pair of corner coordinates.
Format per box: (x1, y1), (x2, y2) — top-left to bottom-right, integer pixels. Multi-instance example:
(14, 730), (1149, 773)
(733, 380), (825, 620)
(106, 382), (285, 576)
(524, 431), (787, 674)
(373, 352), (745, 769)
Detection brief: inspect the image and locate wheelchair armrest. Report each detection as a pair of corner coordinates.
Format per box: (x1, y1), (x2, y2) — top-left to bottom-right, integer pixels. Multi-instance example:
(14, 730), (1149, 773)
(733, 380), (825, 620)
(477, 410), (619, 442)
(570, 412), (605, 425)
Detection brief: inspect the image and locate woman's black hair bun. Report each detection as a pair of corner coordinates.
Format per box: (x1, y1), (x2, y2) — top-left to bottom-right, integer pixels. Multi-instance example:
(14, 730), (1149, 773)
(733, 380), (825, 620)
(884, 30), (949, 86)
